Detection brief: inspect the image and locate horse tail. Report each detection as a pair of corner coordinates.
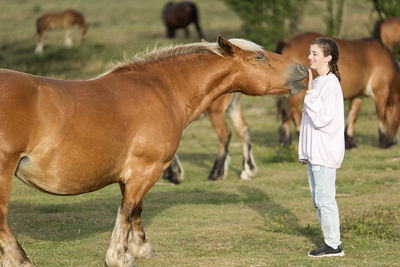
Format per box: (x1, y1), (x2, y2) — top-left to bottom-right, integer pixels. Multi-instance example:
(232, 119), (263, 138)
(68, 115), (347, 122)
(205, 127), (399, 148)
(373, 19), (383, 40)
(275, 38), (288, 54)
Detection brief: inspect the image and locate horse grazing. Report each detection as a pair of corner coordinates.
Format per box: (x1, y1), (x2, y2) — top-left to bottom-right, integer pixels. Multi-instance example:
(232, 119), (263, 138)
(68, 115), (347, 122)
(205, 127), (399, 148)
(373, 17), (400, 52)
(162, 1), (204, 39)
(163, 93), (257, 184)
(276, 32), (400, 149)
(0, 36), (307, 266)
(35, 9), (89, 54)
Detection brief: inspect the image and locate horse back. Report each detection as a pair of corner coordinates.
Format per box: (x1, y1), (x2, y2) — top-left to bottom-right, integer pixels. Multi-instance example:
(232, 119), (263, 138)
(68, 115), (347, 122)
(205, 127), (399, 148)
(36, 9), (86, 32)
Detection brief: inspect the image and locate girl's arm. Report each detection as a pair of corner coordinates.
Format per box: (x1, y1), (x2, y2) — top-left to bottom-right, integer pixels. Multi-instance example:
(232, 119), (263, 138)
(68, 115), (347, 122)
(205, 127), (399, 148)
(304, 79), (338, 129)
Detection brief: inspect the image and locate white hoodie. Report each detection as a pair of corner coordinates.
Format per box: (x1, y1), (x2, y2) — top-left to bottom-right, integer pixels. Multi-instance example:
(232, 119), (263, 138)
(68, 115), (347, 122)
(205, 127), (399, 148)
(298, 74), (345, 169)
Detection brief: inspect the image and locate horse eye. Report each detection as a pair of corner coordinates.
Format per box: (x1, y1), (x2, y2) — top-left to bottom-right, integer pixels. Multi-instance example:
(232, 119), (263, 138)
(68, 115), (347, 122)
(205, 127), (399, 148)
(256, 53), (264, 61)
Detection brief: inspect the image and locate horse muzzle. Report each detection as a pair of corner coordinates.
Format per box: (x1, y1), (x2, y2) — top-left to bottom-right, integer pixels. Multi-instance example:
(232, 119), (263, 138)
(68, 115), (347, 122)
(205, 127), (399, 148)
(286, 64), (308, 94)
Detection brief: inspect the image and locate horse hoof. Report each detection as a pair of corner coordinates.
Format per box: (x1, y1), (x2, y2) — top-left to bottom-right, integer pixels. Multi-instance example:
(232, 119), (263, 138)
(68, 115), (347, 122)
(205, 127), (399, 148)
(240, 172), (253, 181)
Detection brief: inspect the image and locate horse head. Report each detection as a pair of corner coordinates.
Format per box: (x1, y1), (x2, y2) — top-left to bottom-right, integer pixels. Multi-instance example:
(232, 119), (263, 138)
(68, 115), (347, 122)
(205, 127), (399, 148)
(217, 36), (308, 96)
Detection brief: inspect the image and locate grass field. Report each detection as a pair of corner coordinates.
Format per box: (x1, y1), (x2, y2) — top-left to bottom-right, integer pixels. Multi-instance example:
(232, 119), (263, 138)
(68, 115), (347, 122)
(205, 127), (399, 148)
(1, 0), (399, 266)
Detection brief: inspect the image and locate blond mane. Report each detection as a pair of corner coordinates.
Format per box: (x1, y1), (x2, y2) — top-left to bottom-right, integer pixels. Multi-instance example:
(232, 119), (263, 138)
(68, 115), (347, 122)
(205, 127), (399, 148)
(109, 38), (264, 74)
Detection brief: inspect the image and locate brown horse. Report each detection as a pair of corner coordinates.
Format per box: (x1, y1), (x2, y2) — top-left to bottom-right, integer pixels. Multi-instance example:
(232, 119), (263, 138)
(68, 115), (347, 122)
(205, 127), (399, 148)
(276, 32), (400, 149)
(163, 93), (257, 184)
(373, 17), (400, 52)
(0, 36), (307, 266)
(35, 9), (89, 54)
(162, 1), (204, 39)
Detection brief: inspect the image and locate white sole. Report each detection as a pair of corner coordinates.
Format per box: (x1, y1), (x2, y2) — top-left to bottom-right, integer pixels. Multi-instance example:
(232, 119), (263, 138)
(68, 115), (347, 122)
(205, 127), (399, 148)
(308, 251), (345, 257)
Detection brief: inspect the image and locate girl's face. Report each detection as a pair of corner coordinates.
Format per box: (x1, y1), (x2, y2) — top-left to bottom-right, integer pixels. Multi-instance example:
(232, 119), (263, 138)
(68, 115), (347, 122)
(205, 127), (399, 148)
(308, 44), (332, 71)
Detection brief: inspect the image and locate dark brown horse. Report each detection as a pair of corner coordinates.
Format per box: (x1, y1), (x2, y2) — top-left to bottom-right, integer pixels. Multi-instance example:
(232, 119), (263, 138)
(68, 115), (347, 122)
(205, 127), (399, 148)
(35, 9), (89, 54)
(163, 93), (257, 184)
(373, 17), (400, 52)
(0, 36), (307, 266)
(276, 32), (400, 149)
(162, 1), (204, 39)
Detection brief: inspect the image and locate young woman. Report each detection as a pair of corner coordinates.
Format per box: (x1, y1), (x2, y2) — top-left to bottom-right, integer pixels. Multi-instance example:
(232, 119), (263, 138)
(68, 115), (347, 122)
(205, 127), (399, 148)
(298, 37), (345, 257)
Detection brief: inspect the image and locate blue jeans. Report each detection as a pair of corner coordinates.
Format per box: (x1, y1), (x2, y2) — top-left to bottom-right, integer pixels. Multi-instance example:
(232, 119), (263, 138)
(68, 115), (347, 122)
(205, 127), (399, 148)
(307, 162), (341, 249)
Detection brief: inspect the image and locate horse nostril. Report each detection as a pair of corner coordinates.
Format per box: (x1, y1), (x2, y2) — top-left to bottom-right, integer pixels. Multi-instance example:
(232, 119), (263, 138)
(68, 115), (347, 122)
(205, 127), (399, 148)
(297, 64), (308, 75)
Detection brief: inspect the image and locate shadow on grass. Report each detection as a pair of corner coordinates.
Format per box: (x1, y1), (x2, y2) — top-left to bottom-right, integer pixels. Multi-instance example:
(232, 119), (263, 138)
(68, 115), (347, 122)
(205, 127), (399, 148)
(250, 129), (286, 148)
(172, 151), (215, 174)
(237, 186), (321, 246)
(8, 185), (321, 246)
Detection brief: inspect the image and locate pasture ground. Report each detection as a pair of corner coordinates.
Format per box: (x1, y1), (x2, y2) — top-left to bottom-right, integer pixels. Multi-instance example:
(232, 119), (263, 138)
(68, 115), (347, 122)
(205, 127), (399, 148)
(1, 0), (399, 266)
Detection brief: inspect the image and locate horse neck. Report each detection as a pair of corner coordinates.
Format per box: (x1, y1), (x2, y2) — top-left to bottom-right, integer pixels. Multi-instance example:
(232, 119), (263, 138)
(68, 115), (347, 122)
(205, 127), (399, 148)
(161, 54), (236, 128)
(105, 54), (237, 128)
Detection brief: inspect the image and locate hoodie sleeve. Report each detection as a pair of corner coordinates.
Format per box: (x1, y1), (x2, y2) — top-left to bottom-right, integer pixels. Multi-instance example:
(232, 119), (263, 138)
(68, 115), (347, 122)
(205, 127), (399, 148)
(303, 78), (338, 129)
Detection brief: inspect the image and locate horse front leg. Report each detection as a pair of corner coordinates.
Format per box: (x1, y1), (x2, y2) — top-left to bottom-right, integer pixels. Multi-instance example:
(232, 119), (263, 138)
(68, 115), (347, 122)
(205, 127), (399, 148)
(206, 96), (232, 181)
(0, 154), (34, 267)
(64, 27), (73, 47)
(194, 21), (204, 39)
(227, 94), (257, 180)
(34, 30), (46, 54)
(345, 97), (362, 149)
(105, 166), (160, 267)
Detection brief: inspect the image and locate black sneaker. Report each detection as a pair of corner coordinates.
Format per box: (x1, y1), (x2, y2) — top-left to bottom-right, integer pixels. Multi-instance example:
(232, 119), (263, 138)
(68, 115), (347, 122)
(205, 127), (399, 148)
(308, 243), (345, 257)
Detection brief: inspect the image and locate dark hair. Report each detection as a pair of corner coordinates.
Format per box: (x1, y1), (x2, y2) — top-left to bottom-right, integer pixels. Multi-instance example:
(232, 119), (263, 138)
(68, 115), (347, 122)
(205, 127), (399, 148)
(311, 37), (341, 81)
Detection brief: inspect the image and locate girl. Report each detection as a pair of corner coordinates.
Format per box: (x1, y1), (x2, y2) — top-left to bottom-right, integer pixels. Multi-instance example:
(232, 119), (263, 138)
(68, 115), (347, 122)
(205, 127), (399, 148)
(298, 37), (345, 257)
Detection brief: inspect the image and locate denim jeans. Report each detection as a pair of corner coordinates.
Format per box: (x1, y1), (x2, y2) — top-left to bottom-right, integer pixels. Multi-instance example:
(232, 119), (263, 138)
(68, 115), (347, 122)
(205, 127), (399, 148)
(307, 162), (341, 249)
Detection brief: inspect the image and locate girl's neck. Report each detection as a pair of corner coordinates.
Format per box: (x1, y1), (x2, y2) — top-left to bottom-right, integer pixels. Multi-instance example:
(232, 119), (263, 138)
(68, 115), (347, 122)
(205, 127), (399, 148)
(316, 65), (331, 77)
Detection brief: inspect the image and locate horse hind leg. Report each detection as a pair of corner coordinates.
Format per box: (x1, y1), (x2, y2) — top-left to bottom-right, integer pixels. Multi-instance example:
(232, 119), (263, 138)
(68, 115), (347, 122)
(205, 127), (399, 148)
(227, 94), (257, 180)
(162, 154), (184, 184)
(0, 154), (34, 267)
(277, 96), (292, 146)
(345, 97), (363, 149)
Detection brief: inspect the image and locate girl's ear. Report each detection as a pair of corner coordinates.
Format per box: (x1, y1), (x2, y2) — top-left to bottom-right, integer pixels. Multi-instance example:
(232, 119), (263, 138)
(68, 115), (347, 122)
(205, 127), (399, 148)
(325, 55), (332, 62)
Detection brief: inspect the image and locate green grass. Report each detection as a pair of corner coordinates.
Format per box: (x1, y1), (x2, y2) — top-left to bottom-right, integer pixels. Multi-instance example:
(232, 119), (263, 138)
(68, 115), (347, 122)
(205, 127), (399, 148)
(1, 0), (399, 266)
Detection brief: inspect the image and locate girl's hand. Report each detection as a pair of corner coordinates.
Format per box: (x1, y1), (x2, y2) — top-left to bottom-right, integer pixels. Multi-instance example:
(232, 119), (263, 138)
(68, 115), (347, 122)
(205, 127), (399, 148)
(298, 159), (307, 165)
(307, 69), (313, 91)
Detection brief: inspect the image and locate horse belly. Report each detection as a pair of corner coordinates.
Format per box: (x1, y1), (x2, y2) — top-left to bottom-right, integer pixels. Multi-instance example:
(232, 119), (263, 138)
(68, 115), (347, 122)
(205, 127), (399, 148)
(15, 153), (120, 195)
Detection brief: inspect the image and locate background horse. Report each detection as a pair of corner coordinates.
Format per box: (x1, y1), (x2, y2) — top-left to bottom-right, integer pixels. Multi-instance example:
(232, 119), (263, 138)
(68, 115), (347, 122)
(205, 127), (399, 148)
(276, 32), (400, 149)
(373, 17), (400, 53)
(0, 36), (307, 266)
(35, 9), (89, 54)
(163, 93), (257, 184)
(162, 1), (204, 39)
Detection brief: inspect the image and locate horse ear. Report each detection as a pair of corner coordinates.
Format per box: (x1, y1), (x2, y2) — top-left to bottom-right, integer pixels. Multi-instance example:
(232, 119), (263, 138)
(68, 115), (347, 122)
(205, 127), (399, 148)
(217, 35), (234, 56)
